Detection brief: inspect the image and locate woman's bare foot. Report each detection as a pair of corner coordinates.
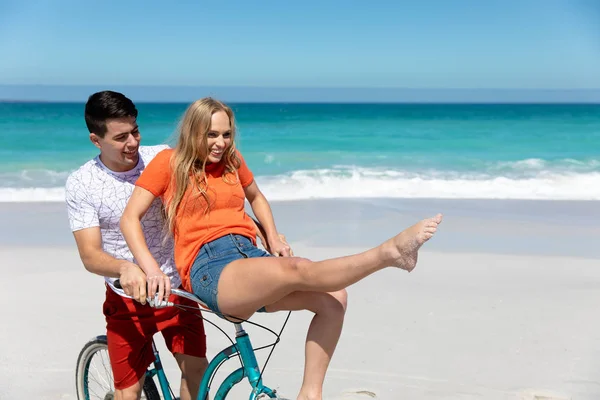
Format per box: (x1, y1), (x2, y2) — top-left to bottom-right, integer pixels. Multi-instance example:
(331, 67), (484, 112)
(381, 214), (443, 272)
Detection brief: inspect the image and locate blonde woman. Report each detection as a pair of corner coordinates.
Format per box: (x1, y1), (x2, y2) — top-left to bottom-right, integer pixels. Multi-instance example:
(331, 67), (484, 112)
(120, 97), (442, 400)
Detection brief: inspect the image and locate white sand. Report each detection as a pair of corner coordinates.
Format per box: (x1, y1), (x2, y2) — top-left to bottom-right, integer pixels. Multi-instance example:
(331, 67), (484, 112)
(1, 199), (599, 399)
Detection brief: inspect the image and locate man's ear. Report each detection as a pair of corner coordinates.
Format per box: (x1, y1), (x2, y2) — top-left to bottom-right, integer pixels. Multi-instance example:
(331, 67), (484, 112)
(90, 133), (101, 150)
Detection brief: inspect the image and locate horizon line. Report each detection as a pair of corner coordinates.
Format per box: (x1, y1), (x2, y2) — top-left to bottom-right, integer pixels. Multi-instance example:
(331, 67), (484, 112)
(2, 84), (600, 104)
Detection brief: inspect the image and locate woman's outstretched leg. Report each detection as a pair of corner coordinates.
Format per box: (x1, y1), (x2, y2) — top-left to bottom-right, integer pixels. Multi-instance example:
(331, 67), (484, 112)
(217, 214), (442, 319)
(265, 289), (348, 400)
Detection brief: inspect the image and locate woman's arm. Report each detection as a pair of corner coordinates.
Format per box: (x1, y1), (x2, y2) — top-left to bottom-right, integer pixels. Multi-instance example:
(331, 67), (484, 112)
(249, 215), (294, 256)
(120, 186), (171, 301)
(244, 180), (291, 257)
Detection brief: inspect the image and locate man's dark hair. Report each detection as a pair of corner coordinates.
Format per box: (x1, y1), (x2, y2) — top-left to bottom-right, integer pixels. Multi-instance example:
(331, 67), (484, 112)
(84, 91), (138, 137)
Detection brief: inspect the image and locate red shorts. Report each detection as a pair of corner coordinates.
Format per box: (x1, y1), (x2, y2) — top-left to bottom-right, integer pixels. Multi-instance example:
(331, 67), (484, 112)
(102, 286), (207, 390)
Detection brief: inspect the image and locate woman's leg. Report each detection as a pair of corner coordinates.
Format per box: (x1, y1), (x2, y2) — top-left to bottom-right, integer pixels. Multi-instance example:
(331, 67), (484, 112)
(217, 214), (442, 320)
(265, 290), (348, 400)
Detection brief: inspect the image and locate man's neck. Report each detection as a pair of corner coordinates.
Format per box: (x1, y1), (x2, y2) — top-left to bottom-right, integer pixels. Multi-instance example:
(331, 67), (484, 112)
(99, 154), (140, 173)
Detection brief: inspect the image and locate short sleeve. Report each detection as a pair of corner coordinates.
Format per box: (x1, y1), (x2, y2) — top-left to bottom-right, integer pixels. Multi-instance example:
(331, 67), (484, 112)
(136, 149), (173, 197)
(236, 151), (254, 188)
(65, 174), (99, 231)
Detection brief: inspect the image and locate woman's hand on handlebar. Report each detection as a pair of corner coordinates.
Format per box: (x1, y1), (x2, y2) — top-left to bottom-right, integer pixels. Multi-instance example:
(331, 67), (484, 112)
(146, 269), (171, 305)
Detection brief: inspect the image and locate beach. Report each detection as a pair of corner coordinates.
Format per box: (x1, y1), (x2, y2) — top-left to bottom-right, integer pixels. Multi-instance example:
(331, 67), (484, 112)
(2, 198), (599, 400)
(3, 1), (600, 397)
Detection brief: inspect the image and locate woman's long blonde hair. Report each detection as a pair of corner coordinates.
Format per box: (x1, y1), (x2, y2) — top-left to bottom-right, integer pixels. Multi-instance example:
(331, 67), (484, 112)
(165, 97), (241, 235)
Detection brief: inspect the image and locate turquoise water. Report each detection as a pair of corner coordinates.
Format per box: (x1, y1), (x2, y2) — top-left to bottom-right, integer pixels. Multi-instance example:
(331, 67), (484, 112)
(1, 102), (599, 201)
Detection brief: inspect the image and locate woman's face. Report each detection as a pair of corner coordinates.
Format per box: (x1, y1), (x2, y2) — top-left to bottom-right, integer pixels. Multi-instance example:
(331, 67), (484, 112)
(205, 110), (232, 163)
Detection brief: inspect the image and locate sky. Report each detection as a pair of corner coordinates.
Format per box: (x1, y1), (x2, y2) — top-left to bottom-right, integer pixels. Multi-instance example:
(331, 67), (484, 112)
(1, 0), (599, 102)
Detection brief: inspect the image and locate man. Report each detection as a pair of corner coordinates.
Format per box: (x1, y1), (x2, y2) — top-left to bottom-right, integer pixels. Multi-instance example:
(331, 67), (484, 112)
(65, 91), (208, 400)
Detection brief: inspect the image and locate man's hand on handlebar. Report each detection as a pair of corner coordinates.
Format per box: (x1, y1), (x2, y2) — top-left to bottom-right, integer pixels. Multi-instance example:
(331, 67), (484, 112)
(114, 275), (173, 309)
(118, 262), (148, 304)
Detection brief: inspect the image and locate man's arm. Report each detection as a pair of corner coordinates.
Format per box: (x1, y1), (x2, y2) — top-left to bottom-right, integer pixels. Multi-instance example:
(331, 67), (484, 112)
(73, 227), (129, 277)
(72, 227), (149, 304)
(66, 173), (150, 303)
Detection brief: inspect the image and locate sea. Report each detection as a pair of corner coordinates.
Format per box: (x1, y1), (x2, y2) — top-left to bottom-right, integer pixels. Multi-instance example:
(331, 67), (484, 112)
(1, 102), (599, 202)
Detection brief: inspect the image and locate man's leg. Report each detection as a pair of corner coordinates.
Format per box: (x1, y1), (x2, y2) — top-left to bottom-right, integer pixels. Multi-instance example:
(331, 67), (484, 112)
(104, 287), (157, 400)
(114, 377), (145, 400)
(174, 353), (209, 400)
(159, 295), (208, 400)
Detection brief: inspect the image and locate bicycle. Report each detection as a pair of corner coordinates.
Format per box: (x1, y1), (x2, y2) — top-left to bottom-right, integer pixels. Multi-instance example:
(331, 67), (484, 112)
(75, 282), (290, 400)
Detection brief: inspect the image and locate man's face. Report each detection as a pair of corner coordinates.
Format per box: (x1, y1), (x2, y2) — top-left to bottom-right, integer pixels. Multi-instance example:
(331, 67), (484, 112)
(90, 116), (141, 172)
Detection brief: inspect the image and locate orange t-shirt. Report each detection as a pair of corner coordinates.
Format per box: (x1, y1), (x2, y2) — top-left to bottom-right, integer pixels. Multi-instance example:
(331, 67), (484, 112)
(136, 149), (257, 291)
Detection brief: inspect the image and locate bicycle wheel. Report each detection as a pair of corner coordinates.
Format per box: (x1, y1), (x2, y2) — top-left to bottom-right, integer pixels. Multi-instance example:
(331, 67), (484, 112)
(75, 335), (160, 400)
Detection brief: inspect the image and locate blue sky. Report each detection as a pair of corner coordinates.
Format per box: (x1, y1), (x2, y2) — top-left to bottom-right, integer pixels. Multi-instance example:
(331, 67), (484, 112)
(1, 0), (599, 101)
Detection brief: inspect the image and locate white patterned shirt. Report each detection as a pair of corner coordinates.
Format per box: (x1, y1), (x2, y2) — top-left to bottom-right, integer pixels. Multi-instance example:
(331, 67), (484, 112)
(65, 145), (181, 297)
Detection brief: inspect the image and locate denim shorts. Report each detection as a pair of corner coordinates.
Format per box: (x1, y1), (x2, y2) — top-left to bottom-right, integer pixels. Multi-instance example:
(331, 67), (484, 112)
(190, 234), (272, 317)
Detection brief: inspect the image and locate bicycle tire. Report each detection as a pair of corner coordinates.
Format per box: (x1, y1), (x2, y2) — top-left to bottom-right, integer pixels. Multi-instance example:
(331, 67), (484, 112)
(75, 335), (161, 400)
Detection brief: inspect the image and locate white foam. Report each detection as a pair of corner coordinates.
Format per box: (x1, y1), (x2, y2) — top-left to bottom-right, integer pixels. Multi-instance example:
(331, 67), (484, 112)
(491, 158), (600, 174)
(257, 171), (600, 201)
(0, 187), (66, 202)
(0, 169), (71, 188)
(3, 169), (600, 202)
(494, 158), (547, 170)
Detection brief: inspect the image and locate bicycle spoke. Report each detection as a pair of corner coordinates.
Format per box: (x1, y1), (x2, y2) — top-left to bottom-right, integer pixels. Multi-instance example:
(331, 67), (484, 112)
(87, 374), (112, 398)
(99, 349), (114, 388)
(86, 376), (112, 400)
(85, 348), (114, 399)
(90, 349), (112, 389)
(88, 372), (111, 392)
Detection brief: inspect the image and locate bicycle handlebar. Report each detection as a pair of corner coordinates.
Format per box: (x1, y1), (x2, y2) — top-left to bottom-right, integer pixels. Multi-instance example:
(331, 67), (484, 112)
(113, 279), (209, 310)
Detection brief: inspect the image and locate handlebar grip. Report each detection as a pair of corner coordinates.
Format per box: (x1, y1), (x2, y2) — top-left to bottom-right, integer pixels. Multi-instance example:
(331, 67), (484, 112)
(112, 279), (174, 308)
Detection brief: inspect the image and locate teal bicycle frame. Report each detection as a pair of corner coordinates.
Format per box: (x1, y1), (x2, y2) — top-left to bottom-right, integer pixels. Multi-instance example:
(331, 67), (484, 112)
(145, 339), (177, 400)
(145, 287), (279, 400)
(197, 322), (278, 400)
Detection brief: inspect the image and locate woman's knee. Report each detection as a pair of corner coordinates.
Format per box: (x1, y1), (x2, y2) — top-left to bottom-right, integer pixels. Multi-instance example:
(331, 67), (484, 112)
(314, 289), (347, 316)
(330, 289), (348, 313)
(279, 257), (313, 285)
(280, 259), (348, 312)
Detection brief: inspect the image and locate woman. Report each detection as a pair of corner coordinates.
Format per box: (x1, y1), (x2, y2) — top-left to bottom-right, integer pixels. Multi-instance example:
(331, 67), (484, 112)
(121, 97), (442, 400)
